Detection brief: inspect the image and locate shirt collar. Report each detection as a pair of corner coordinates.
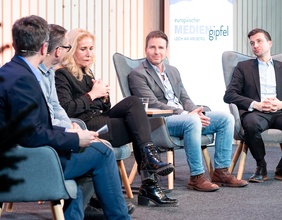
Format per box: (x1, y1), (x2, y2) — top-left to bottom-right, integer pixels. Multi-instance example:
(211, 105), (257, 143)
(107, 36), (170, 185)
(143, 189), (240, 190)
(148, 61), (166, 74)
(257, 57), (274, 66)
(38, 63), (52, 76)
(18, 55), (43, 82)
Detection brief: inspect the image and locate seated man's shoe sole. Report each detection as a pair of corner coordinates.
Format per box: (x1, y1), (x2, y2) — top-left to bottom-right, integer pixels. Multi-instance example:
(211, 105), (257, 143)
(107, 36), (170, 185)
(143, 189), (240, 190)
(187, 185), (219, 192)
(138, 194), (179, 207)
(146, 163), (174, 176)
(249, 174), (268, 183)
(213, 181), (248, 187)
(274, 174), (282, 181)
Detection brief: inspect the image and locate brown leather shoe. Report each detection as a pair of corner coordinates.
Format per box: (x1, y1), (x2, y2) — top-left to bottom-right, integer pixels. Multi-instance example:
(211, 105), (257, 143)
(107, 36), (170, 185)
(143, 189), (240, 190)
(188, 174), (219, 192)
(212, 168), (248, 187)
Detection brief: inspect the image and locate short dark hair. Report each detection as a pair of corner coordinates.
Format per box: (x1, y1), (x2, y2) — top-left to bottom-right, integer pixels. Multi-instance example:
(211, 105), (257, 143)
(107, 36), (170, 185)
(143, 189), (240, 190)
(12, 15), (49, 57)
(145, 30), (169, 48)
(48, 24), (67, 53)
(247, 28), (272, 41)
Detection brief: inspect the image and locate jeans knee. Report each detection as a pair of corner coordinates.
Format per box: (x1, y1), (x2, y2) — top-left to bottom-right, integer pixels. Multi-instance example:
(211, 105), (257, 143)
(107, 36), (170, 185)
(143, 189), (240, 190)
(183, 114), (202, 131)
(224, 112), (234, 128)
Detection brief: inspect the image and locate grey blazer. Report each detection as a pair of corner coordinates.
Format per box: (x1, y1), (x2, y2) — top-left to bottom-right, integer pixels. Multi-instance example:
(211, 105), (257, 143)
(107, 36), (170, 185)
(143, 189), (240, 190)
(128, 59), (198, 114)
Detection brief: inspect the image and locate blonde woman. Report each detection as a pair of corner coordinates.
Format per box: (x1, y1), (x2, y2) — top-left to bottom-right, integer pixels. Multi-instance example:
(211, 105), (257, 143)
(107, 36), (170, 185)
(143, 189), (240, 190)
(55, 28), (178, 207)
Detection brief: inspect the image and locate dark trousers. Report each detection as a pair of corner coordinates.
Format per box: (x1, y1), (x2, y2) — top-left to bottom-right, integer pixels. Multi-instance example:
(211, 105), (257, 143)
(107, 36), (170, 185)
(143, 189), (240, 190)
(63, 142), (130, 220)
(86, 96), (152, 167)
(241, 110), (282, 165)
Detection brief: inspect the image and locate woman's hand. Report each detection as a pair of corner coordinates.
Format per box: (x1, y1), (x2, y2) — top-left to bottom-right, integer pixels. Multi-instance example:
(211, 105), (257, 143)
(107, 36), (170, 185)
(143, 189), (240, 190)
(88, 79), (110, 100)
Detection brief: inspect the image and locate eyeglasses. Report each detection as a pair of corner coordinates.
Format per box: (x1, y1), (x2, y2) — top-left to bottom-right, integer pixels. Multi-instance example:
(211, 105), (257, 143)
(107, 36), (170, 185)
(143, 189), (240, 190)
(56, 44), (72, 52)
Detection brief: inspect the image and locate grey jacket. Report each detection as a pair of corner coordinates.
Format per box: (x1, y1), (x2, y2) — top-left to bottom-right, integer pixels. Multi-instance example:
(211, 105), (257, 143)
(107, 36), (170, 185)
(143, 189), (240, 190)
(128, 59), (197, 114)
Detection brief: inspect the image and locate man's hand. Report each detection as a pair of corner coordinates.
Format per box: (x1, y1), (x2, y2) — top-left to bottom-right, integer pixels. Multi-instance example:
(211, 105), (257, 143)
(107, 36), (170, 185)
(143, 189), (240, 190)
(71, 122), (83, 130)
(269, 97), (282, 112)
(189, 106), (210, 128)
(77, 130), (99, 147)
(253, 97), (282, 112)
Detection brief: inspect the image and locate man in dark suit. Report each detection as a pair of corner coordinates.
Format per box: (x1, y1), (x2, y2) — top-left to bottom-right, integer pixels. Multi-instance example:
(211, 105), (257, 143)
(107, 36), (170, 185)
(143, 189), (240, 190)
(128, 30), (248, 194)
(224, 28), (282, 183)
(0, 15), (130, 220)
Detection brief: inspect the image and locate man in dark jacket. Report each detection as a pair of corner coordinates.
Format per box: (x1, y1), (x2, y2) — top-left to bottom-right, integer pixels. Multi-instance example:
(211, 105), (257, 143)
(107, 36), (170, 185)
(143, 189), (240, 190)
(224, 28), (282, 183)
(0, 15), (130, 220)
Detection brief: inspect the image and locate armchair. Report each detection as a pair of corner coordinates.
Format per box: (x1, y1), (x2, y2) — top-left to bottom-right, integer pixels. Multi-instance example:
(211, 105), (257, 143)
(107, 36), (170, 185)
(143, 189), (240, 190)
(112, 52), (214, 189)
(0, 145), (77, 220)
(222, 51), (282, 179)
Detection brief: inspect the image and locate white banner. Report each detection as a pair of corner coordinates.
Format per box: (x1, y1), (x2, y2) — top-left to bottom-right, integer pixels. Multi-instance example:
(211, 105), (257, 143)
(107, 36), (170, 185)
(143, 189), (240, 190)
(169, 0), (233, 111)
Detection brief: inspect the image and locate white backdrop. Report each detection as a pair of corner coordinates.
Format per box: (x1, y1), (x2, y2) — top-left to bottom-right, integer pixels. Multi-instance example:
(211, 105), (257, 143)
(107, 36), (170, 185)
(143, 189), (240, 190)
(169, 0), (233, 112)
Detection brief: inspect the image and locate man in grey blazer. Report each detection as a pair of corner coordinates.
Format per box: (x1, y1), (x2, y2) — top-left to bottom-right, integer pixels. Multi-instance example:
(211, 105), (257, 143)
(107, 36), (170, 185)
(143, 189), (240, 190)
(224, 28), (282, 183)
(128, 30), (248, 193)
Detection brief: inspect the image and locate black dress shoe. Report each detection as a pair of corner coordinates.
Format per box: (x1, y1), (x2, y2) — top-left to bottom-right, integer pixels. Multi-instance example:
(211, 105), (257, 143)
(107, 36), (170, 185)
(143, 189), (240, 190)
(138, 181), (179, 207)
(141, 144), (174, 176)
(249, 165), (268, 183)
(274, 168), (282, 181)
(84, 205), (105, 220)
(88, 197), (135, 215)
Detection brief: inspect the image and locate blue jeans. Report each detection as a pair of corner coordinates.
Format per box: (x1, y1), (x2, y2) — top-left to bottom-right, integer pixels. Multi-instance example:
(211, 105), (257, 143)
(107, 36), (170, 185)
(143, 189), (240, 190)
(63, 142), (131, 220)
(165, 111), (234, 176)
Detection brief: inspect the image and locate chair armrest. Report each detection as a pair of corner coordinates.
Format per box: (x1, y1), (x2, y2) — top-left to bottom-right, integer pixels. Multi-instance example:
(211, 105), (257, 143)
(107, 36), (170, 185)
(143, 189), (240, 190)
(197, 105), (211, 112)
(70, 118), (88, 130)
(149, 117), (182, 149)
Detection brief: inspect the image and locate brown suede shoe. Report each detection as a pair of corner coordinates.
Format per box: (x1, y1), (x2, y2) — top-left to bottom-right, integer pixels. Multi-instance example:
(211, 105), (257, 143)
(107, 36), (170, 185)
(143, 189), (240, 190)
(188, 174), (219, 192)
(212, 168), (248, 187)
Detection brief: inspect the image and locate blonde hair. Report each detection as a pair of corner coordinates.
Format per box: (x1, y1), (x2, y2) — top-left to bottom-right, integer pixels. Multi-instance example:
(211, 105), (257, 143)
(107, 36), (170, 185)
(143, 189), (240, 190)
(61, 28), (95, 80)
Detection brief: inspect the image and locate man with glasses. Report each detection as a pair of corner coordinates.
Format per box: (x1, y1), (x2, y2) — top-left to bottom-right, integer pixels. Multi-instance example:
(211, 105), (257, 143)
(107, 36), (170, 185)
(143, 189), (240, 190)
(38, 24), (135, 218)
(38, 24), (75, 128)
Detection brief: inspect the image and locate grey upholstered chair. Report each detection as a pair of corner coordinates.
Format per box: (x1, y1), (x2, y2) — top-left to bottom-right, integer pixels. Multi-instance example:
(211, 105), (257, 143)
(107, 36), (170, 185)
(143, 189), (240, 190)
(222, 51), (282, 179)
(70, 118), (133, 198)
(0, 145), (77, 220)
(112, 52), (214, 189)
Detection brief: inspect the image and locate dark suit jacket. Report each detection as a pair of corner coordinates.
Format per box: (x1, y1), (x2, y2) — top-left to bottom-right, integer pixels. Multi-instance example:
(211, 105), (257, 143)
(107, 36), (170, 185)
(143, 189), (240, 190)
(128, 59), (198, 114)
(224, 58), (282, 116)
(0, 55), (79, 167)
(55, 67), (112, 140)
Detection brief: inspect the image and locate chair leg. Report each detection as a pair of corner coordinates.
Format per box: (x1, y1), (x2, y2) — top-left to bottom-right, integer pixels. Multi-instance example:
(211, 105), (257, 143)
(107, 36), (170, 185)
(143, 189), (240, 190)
(228, 141), (244, 174)
(167, 149), (174, 190)
(6, 202), (13, 212)
(0, 202), (4, 217)
(128, 161), (138, 185)
(202, 146), (213, 179)
(117, 160), (134, 199)
(236, 143), (248, 180)
(50, 200), (65, 220)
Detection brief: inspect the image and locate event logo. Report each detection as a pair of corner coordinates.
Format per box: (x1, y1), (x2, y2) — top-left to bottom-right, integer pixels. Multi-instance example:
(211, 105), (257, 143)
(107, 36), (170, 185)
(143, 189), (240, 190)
(173, 18), (229, 42)
(208, 25), (229, 41)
